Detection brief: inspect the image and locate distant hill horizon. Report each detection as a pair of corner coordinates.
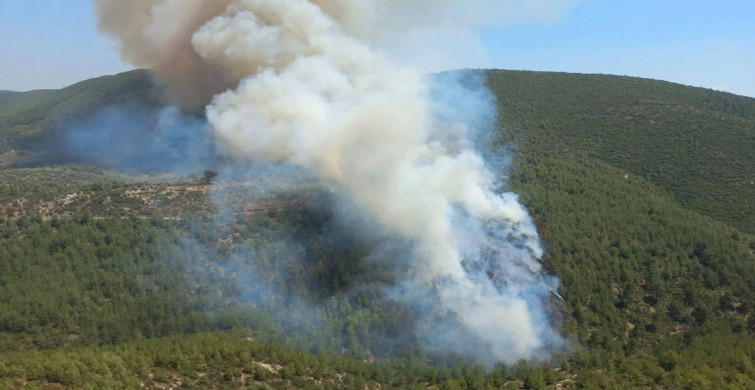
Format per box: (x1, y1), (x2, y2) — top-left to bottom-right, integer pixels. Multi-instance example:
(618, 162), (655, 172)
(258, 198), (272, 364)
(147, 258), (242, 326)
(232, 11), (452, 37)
(3, 68), (755, 100)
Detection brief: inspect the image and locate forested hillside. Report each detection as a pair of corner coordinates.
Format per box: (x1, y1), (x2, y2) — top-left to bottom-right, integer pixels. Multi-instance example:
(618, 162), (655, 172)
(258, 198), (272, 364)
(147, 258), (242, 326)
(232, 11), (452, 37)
(0, 70), (158, 167)
(0, 70), (753, 389)
(488, 70), (755, 233)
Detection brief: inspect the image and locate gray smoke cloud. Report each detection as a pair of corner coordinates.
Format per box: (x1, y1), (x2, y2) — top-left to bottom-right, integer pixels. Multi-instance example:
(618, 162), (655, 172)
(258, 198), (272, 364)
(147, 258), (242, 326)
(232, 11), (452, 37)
(62, 105), (216, 173)
(93, 0), (571, 364)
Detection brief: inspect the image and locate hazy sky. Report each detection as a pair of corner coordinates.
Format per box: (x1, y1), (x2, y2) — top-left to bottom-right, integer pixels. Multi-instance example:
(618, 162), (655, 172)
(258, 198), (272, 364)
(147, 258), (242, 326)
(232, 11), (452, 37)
(1, 0), (753, 97)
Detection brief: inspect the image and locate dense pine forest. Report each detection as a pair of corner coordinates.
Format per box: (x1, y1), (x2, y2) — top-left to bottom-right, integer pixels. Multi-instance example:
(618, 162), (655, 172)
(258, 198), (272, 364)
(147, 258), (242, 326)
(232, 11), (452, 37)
(0, 70), (753, 389)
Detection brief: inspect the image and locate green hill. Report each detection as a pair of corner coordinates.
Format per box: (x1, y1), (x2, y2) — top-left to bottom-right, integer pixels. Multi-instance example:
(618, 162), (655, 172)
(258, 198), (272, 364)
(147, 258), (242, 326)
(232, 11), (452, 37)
(0, 70), (156, 141)
(0, 70), (753, 389)
(0, 70), (158, 166)
(488, 70), (755, 233)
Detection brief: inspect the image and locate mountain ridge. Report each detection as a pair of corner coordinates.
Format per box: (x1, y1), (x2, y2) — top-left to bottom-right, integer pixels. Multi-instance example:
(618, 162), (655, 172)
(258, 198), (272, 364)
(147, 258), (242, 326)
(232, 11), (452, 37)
(2, 69), (752, 232)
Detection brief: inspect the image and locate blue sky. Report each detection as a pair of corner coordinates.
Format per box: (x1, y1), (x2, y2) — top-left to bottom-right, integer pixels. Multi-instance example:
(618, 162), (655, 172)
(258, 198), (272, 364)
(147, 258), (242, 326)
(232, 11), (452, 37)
(0, 0), (127, 92)
(481, 0), (755, 97)
(1, 0), (754, 97)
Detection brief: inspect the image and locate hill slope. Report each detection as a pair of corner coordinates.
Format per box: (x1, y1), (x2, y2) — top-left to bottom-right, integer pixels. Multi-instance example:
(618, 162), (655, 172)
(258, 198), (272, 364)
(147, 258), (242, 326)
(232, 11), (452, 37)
(487, 70), (755, 233)
(0, 70), (158, 166)
(0, 70), (753, 388)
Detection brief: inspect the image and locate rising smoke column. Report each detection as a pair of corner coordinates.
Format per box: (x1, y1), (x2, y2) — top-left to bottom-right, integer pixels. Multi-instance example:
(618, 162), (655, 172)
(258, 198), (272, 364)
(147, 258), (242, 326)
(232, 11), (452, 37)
(93, 0), (568, 364)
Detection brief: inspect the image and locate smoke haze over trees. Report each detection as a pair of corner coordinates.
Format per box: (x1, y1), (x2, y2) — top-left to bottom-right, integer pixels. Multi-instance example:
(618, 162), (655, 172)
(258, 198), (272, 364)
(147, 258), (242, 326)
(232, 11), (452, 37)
(89, 0), (580, 364)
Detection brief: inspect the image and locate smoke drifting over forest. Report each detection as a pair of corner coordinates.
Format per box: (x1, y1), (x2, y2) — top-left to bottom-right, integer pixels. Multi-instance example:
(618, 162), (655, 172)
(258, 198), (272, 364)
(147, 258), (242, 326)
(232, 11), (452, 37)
(92, 0), (569, 364)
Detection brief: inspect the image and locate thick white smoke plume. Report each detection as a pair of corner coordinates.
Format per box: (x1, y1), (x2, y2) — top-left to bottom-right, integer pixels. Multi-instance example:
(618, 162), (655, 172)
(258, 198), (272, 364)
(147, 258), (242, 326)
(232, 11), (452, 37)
(94, 0), (568, 364)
